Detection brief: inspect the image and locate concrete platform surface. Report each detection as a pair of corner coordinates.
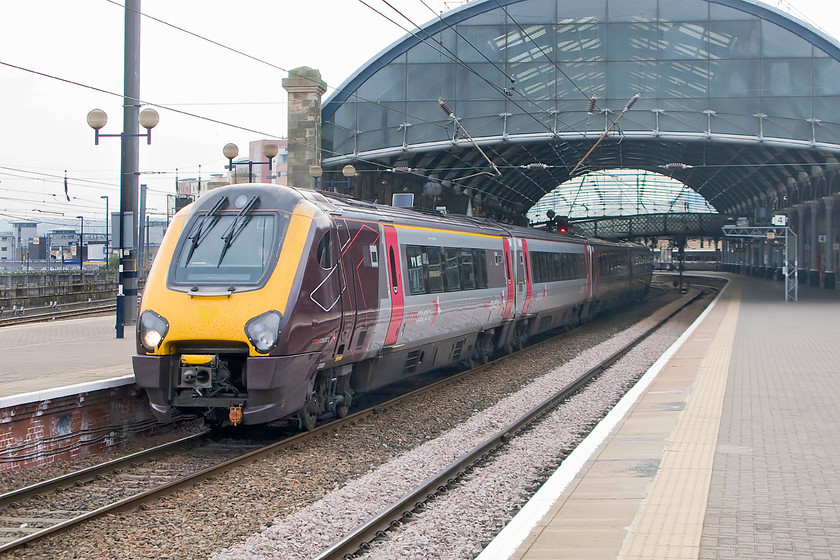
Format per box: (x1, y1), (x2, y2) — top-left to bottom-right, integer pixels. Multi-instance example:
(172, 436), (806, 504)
(481, 274), (840, 560)
(0, 315), (134, 402)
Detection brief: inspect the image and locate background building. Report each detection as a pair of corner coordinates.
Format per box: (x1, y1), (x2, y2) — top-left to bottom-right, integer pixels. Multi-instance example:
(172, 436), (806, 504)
(0, 233), (14, 261)
(10, 222), (37, 261)
(228, 139), (288, 185)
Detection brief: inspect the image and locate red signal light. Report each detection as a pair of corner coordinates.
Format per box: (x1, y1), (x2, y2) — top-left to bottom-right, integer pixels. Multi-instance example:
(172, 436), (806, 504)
(559, 227), (567, 233)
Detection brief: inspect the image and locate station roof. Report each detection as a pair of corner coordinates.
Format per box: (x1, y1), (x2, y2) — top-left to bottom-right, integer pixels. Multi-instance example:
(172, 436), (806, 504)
(321, 0), (840, 220)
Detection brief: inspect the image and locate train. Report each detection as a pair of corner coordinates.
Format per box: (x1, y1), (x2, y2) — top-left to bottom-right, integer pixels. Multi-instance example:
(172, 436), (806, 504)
(653, 247), (721, 271)
(133, 183), (652, 429)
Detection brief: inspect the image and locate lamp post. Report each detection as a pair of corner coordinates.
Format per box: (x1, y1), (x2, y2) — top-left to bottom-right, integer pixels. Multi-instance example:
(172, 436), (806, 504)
(166, 193), (176, 224)
(309, 164), (356, 192)
(87, 97), (159, 338)
(87, 107), (159, 145)
(223, 143), (278, 183)
(76, 215), (85, 270)
(100, 195), (109, 267)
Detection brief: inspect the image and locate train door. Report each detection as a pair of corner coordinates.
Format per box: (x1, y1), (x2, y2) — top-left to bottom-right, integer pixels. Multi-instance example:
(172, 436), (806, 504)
(308, 223), (344, 357)
(501, 238), (515, 319)
(509, 237), (531, 315)
(332, 219), (356, 360)
(520, 239), (533, 314)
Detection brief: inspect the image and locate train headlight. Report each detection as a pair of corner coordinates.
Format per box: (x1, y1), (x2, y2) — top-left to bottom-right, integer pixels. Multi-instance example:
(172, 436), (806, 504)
(139, 310), (169, 352)
(245, 310), (283, 354)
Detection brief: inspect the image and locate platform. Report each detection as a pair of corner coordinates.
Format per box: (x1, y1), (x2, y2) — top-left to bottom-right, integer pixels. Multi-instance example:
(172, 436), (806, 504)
(0, 315), (134, 407)
(479, 273), (840, 559)
(4, 275), (840, 552)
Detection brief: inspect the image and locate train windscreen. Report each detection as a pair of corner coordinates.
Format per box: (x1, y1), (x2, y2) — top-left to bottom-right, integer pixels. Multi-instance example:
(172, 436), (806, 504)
(172, 211), (288, 285)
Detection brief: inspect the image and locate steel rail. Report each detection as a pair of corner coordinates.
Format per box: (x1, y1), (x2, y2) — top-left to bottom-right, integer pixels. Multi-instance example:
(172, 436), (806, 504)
(313, 288), (707, 560)
(0, 304), (116, 327)
(0, 351), (506, 553)
(0, 284), (712, 554)
(0, 432), (208, 508)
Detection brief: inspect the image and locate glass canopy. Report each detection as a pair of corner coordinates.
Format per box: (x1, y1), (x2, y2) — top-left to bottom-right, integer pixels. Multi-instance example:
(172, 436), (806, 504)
(322, 0), (840, 219)
(526, 169), (717, 223)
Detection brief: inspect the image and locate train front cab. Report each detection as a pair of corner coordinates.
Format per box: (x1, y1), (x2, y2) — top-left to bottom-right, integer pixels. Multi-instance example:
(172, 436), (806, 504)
(134, 185), (352, 428)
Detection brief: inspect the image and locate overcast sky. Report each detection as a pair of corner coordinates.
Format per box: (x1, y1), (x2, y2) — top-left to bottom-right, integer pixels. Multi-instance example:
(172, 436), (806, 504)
(1, 0), (838, 234)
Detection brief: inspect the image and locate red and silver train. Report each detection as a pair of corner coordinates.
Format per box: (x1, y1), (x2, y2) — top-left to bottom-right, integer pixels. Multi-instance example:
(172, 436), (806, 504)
(134, 184), (652, 428)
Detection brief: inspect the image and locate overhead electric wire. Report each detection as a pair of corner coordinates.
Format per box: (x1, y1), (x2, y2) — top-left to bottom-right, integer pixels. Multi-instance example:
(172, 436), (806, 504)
(0, 59), (283, 142)
(405, 0), (626, 198)
(0, 165), (119, 189)
(365, 0), (586, 202)
(102, 0), (628, 208)
(357, 0), (534, 201)
(408, 0), (517, 86)
(0, 58), (395, 202)
(104, 0), (453, 144)
(3, 2), (644, 219)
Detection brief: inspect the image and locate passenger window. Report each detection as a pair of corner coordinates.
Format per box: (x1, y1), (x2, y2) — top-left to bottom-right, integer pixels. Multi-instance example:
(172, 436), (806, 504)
(444, 247), (461, 291)
(406, 245), (425, 295)
(460, 248), (475, 289)
(473, 249), (488, 288)
(426, 246), (444, 293)
(389, 247), (399, 294)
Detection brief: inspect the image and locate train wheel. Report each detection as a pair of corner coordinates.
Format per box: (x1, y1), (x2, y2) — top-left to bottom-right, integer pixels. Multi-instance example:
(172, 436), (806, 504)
(471, 350), (488, 366)
(515, 329), (528, 351)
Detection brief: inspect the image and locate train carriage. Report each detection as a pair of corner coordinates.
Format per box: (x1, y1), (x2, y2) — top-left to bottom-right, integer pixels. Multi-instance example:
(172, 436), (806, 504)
(134, 184), (651, 429)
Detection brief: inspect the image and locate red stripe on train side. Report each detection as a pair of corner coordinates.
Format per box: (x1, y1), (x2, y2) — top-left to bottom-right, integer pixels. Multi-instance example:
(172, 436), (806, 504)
(521, 239), (533, 314)
(502, 238), (514, 319)
(383, 225), (404, 346)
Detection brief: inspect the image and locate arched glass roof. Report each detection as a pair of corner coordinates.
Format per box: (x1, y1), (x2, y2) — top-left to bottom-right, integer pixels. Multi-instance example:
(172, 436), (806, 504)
(322, 0), (840, 219)
(526, 170), (717, 222)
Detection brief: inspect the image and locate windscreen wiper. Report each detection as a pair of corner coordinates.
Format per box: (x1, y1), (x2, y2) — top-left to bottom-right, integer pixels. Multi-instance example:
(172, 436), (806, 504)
(216, 196), (260, 266)
(185, 196), (228, 264)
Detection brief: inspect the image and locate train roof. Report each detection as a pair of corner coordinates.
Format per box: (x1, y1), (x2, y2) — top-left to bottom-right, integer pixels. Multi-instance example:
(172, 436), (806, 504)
(191, 184), (645, 250)
(309, 189), (644, 249)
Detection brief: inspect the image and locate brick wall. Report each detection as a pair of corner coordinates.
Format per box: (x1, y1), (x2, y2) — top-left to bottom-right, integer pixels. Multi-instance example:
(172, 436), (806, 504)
(0, 385), (164, 471)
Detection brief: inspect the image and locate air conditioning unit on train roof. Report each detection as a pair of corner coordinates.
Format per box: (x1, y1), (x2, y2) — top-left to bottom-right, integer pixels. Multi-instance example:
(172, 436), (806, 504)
(392, 193), (415, 208)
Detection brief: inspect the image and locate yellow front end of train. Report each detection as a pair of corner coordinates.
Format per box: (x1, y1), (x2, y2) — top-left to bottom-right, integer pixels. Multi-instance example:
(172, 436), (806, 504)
(133, 184), (330, 427)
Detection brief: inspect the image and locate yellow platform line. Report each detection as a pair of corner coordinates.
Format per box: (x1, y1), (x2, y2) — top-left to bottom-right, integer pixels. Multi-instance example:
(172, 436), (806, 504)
(619, 291), (741, 560)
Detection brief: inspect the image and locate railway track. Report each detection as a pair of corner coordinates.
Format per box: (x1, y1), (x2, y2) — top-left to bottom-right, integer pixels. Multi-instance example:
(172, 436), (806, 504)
(312, 285), (708, 560)
(0, 431), (218, 552)
(0, 358), (513, 553)
(1, 342), (537, 557)
(0, 304), (116, 327)
(0, 282), (713, 557)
